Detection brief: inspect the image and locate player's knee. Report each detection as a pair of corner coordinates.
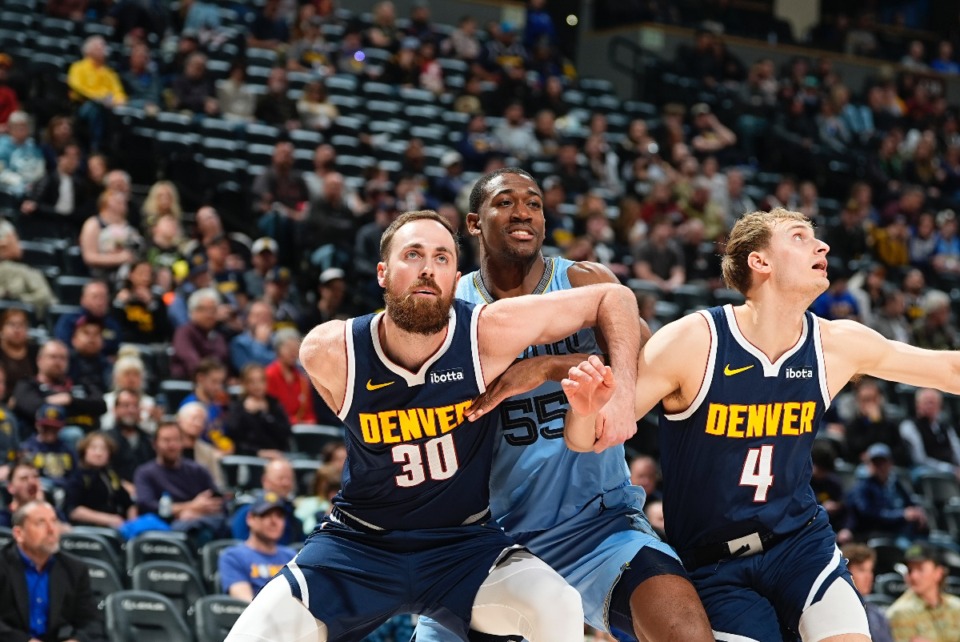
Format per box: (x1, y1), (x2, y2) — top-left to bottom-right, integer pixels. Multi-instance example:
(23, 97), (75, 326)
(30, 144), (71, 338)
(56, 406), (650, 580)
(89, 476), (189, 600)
(521, 581), (583, 637)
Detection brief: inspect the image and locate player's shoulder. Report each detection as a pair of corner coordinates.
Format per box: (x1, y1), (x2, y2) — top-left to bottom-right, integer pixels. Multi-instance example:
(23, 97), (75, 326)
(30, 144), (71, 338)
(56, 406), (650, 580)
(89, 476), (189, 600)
(646, 311), (711, 356)
(566, 260), (619, 287)
(300, 319), (349, 364)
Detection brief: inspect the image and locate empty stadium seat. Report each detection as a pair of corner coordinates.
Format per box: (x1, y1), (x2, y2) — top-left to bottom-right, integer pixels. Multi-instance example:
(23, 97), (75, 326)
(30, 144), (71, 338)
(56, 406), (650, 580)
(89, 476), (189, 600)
(131, 561), (207, 619)
(105, 590), (193, 642)
(194, 595), (247, 642)
(126, 532), (197, 569)
(200, 538), (241, 593)
(158, 380), (195, 412)
(85, 557), (126, 610)
(291, 424), (345, 455)
(873, 572), (907, 599)
(60, 531), (124, 578)
(219, 455), (269, 492)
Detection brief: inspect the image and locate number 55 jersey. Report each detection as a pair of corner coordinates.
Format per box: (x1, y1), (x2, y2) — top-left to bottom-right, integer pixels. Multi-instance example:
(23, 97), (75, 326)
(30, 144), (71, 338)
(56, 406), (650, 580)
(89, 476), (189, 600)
(658, 305), (830, 557)
(335, 298), (496, 530)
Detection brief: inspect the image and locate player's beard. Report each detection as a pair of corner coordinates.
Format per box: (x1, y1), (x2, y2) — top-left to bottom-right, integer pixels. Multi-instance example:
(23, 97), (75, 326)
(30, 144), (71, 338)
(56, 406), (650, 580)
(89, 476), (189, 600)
(384, 275), (453, 335)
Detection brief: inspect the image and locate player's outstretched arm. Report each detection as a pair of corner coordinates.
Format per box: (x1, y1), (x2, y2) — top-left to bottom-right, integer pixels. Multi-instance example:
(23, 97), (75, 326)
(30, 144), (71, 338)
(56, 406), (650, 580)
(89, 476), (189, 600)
(477, 283), (641, 449)
(299, 320), (349, 415)
(563, 313), (709, 452)
(822, 319), (960, 395)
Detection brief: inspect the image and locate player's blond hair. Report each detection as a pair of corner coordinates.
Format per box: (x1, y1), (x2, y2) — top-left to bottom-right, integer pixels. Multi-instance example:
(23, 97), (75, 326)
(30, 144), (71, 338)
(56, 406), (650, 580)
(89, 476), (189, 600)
(721, 208), (810, 295)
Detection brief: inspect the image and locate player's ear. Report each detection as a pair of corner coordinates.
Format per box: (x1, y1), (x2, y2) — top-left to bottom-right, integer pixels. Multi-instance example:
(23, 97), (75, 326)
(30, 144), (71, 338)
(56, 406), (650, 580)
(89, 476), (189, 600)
(465, 212), (482, 237)
(747, 250), (771, 274)
(376, 261), (387, 288)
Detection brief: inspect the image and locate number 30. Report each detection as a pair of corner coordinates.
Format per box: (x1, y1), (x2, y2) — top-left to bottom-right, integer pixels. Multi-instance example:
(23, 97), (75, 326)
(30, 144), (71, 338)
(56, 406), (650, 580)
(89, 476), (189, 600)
(392, 433), (460, 487)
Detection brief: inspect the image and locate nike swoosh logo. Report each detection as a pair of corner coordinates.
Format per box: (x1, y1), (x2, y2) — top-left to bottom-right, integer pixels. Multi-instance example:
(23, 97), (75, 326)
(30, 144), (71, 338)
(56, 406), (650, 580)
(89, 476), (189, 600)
(724, 364), (754, 376)
(366, 379), (395, 391)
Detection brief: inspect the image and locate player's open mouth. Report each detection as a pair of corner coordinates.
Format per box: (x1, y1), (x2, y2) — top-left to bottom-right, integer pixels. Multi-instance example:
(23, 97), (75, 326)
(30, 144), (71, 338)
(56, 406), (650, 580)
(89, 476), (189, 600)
(812, 260), (827, 273)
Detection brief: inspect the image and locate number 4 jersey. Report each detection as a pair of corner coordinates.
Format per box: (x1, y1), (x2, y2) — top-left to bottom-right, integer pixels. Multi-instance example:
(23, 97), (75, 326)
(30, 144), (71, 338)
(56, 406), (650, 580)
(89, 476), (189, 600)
(658, 305), (830, 555)
(334, 299), (497, 530)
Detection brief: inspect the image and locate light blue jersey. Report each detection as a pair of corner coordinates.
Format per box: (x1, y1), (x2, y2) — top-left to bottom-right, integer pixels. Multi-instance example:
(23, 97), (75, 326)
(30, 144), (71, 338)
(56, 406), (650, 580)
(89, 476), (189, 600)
(429, 257), (678, 634)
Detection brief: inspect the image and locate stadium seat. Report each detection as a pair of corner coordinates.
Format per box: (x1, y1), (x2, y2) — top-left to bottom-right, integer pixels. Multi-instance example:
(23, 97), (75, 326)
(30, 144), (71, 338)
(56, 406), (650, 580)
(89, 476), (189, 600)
(54, 275), (93, 305)
(131, 560), (207, 620)
(291, 459), (322, 497)
(158, 380), (195, 412)
(126, 532), (197, 569)
(867, 538), (906, 576)
(85, 557), (126, 609)
(60, 531), (125, 578)
(291, 424), (345, 455)
(873, 572), (907, 599)
(194, 595), (247, 642)
(104, 590), (193, 642)
(72, 525), (125, 556)
(200, 538), (241, 593)
(219, 455), (269, 493)
(916, 471), (960, 509)
(713, 288), (747, 306)
(943, 501), (960, 540)
(863, 593), (894, 609)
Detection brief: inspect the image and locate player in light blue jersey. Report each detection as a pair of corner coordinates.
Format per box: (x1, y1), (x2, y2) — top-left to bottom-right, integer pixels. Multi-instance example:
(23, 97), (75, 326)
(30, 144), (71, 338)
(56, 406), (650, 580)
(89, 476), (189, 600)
(414, 169), (713, 642)
(562, 208), (960, 641)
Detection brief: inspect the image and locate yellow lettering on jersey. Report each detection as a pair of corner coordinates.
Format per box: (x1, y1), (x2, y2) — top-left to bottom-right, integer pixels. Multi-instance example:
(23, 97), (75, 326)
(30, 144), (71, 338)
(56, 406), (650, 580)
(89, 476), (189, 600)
(704, 401), (818, 439)
(800, 402), (815, 433)
(359, 401), (475, 444)
(397, 409), (424, 442)
(380, 410), (400, 444)
(746, 404), (766, 438)
(418, 408), (438, 437)
(727, 404), (747, 438)
(360, 414), (380, 444)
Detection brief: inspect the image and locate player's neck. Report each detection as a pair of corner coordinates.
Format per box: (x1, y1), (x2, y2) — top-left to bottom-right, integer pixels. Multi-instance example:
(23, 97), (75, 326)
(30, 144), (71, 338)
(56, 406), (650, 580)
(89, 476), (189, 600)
(733, 297), (808, 363)
(480, 253), (546, 299)
(378, 316), (449, 372)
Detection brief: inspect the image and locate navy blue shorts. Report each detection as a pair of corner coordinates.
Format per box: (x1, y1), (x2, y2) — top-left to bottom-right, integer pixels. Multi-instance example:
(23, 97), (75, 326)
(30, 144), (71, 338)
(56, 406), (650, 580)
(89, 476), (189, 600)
(279, 517), (516, 642)
(687, 509), (857, 641)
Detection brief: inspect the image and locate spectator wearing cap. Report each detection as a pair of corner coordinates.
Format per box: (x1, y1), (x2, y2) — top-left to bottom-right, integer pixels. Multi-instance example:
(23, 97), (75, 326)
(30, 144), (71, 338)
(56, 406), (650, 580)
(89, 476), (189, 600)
(899, 387), (960, 478)
(20, 404), (77, 487)
(841, 543), (895, 642)
(262, 268), (301, 331)
(0, 111), (45, 196)
(230, 301), (276, 372)
(67, 36), (126, 152)
(11, 341), (107, 440)
(229, 459), (300, 543)
(219, 491), (297, 601)
(887, 543), (960, 642)
(0, 500), (107, 642)
(54, 280), (122, 358)
(67, 314), (110, 404)
(266, 329), (315, 424)
(840, 443), (926, 547)
(689, 102), (738, 163)
(244, 237), (279, 299)
(170, 288), (229, 380)
(0, 54), (18, 130)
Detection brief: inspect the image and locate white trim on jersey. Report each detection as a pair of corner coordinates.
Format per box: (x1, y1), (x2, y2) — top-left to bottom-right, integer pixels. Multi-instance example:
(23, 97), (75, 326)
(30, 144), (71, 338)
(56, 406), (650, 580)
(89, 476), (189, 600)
(712, 631), (761, 642)
(470, 303), (487, 394)
(664, 309), (718, 422)
(287, 561), (311, 609)
(337, 318), (357, 421)
(370, 307), (459, 386)
(809, 315), (832, 410)
(803, 546), (842, 610)
(724, 305), (808, 378)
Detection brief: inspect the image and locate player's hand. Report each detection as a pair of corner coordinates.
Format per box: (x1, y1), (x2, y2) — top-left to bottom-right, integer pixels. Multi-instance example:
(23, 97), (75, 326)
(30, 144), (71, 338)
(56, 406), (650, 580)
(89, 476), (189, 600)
(593, 385), (638, 453)
(466, 358), (547, 422)
(561, 355), (615, 418)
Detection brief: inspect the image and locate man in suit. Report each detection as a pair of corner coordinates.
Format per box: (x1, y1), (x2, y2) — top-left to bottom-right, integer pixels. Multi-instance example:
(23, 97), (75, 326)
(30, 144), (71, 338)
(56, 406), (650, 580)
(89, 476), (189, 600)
(0, 500), (106, 641)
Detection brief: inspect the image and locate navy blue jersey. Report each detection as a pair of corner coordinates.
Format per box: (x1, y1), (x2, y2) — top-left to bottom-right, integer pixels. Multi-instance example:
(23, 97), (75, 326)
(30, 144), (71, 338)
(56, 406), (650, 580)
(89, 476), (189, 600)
(334, 298), (496, 530)
(658, 305), (830, 554)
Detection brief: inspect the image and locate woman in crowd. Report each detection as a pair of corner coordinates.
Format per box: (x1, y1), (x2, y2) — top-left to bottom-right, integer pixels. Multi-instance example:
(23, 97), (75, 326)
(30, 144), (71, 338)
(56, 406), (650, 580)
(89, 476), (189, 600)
(64, 432), (136, 528)
(114, 259), (171, 344)
(140, 179), (183, 231)
(100, 349), (160, 434)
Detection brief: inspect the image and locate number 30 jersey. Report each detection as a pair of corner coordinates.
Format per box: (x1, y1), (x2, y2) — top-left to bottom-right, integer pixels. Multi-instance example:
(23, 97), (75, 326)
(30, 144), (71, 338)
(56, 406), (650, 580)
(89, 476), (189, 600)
(658, 305), (830, 555)
(457, 258), (639, 536)
(334, 299), (497, 530)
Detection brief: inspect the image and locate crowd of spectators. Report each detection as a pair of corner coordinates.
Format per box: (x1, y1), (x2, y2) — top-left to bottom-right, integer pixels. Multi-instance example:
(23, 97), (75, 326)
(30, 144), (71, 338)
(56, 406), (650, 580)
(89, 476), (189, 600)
(1, 0), (960, 639)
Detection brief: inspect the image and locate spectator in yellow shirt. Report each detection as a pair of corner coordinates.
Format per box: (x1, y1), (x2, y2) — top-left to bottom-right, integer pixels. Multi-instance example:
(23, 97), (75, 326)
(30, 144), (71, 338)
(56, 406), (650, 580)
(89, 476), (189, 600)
(67, 36), (126, 151)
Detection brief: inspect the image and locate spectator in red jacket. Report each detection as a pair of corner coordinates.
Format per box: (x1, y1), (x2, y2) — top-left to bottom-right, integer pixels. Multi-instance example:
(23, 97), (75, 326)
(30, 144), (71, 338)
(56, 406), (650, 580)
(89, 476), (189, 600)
(265, 329), (315, 424)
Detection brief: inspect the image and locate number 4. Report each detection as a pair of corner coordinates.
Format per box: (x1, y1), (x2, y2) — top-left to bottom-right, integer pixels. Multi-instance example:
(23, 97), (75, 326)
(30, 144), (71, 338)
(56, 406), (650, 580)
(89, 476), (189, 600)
(740, 445), (775, 502)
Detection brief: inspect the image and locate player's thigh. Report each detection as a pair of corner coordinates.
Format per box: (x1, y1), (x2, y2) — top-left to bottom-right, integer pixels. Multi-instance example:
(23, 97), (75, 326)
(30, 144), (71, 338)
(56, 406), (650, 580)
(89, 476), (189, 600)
(411, 616), (461, 642)
(225, 575), (327, 642)
(470, 550), (583, 642)
(690, 561), (783, 642)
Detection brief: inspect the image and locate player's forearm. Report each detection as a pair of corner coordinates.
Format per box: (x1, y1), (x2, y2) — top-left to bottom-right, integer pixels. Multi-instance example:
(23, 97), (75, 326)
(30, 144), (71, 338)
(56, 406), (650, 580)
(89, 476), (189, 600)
(563, 409), (599, 452)
(596, 287), (640, 405)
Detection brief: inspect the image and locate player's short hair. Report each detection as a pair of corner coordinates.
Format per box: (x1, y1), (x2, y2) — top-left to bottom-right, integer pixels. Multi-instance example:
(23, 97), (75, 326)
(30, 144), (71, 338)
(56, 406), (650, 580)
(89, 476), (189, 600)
(380, 210), (459, 261)
(841, 543), (876, 567)
(468, 167), (537, 214)
(721, 208), (810, 295)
